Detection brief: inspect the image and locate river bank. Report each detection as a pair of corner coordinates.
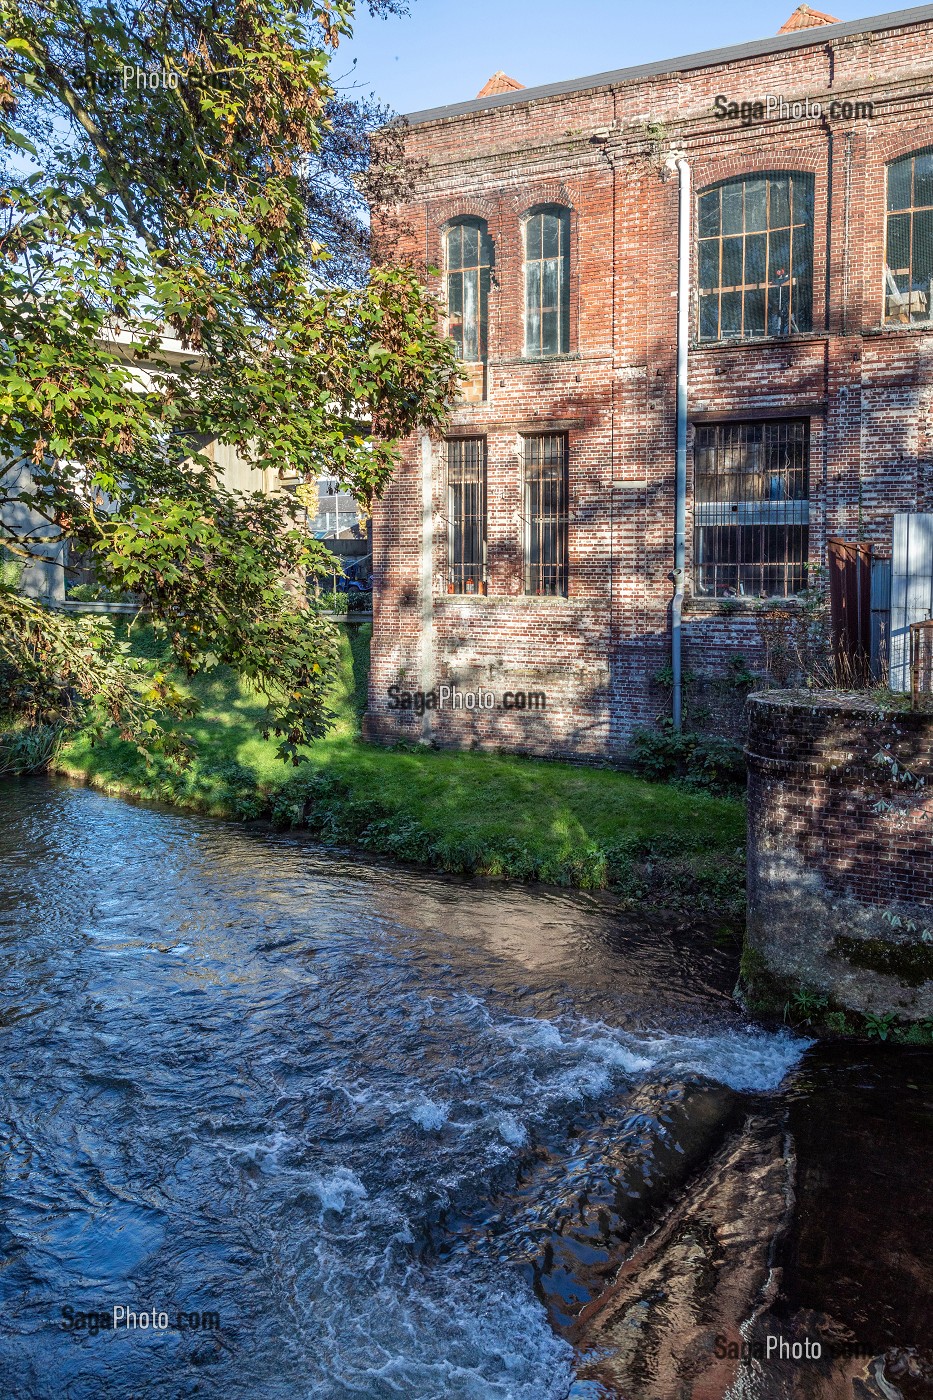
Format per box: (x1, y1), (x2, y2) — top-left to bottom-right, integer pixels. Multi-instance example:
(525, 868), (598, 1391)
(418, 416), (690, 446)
(49, 622), (747, 919)
(1, 781), (930, 1399)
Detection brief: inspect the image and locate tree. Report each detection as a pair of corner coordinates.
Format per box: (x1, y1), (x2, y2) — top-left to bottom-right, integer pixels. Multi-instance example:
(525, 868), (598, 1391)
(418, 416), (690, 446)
(0, 0), (456, 764)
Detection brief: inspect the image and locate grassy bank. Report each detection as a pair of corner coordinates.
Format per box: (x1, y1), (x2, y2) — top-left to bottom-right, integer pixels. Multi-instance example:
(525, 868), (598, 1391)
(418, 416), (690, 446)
(52, 622), (747, 915)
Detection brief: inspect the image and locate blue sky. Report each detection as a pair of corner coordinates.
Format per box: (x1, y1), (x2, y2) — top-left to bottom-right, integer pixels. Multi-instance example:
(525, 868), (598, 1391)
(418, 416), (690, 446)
(337, 0), (898, 116)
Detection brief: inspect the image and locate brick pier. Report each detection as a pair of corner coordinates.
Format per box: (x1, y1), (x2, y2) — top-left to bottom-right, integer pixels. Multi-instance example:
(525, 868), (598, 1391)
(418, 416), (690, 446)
(746, 690), (933, 1021)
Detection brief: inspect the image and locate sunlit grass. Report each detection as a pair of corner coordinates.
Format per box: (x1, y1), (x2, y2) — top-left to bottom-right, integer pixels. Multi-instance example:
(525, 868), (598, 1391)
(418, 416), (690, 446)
(55, 620), (745, 905)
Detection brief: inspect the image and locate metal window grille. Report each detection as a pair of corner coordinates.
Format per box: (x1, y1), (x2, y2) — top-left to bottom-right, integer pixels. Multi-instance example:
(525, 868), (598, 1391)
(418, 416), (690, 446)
(522, 433), (568, 595)
(447, 438), (487, 593)
(446, 220), (492, 362)
(697, 173), (814, 341)
(523, 207), (570, 357)
(694, 419), (810, 598)
(884, 149), (933, 325)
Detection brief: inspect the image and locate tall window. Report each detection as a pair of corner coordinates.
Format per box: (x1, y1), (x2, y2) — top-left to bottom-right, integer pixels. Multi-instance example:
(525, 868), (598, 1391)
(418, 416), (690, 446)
(447, 438), (486, 593)
(698, 173), (814, 340)
(694, 419), (809, 598)
(523, 207), (570, 357)
(445, 219), (492, 362)
(523, 433), (568, 595)
(885, 149), (933, 324)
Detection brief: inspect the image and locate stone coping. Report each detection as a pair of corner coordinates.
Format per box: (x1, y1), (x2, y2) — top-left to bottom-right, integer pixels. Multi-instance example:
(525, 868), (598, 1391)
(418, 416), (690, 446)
(747, 688), (914, 714)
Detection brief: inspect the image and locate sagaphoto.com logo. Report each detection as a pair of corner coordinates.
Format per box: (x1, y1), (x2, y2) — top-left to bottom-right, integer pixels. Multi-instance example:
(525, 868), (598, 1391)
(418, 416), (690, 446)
(70, 65), (241, 93)
(714, 93), (875, 126)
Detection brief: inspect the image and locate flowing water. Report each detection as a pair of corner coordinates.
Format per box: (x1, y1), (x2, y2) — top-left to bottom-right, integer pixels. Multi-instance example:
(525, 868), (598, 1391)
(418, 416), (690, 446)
(0, 781), (929, 1399)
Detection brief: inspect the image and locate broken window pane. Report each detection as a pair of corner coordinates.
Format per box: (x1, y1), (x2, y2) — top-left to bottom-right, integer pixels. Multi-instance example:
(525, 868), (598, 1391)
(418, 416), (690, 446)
(699, 239), (719, 290)
(915, 151), (933, 210)
(769, 178), (790, 228)
(698, 189), (721, 238)
(885, 151), (933, 324)
(461, 270), (479, 361)
(697, 173), (814, 340)
(722, 183), (744, 235)
(744, 179), (767, 232)
(542, 214), (560, 259)
(888, 157), (913, 212)
(445, 218), (492, 361)
(525, 260), (541, 353)
(524, 208), (570, 357)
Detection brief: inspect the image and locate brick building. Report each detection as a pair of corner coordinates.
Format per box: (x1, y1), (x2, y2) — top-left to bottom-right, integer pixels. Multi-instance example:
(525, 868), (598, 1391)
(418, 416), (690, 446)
(365, 2), (933, 759)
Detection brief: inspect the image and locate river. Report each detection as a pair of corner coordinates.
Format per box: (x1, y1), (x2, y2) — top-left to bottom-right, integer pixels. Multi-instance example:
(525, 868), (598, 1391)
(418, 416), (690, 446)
(0, 781), (930, 1398)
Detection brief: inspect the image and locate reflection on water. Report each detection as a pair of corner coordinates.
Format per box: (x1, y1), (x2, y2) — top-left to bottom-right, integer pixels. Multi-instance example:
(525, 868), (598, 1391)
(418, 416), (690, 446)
(0, 782), (926, 1399)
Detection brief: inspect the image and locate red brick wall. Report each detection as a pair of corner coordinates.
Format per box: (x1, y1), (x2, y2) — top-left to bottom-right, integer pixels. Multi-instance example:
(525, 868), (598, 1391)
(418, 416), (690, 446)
(744, 692), (933, 1020)
(747, 693), (933, 908)
(366, 12), (933, 759)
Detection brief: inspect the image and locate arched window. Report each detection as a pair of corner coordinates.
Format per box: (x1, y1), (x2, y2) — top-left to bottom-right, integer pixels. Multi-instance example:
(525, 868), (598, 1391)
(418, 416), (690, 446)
(885, 149), (933, 324)
(445, 218), (492, 362)
(697, 173), (814, 341)
(523, 206), (570, 357)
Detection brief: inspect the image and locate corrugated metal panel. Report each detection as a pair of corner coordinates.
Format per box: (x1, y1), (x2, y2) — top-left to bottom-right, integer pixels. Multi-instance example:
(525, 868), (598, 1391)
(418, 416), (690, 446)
(871, 556), (892, 682)
(829, 538), (873, 686)
(890, 513), (933, 690)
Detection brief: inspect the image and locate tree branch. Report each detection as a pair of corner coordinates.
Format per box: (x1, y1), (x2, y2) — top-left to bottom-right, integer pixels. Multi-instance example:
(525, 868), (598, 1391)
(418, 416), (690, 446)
(12, 32), (159, 254)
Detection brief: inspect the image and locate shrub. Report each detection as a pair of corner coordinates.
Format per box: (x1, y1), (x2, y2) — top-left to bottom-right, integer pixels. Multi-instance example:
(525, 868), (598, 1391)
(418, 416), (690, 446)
(0, 722), (61, 775)
(67, 582), (137, 603)
(629, 722), (745, 795)
(628, 723), (696, 783)
(312, 590), (372, 615)
(315, 590), (348, 614)
(681, 734), (747, 792)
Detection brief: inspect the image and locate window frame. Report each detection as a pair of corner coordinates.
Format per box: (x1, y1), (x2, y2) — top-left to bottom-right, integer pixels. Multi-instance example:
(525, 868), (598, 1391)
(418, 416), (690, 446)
(444, 217), (492, 363)
(522, 205), (571, 359)
(521, 432), (569, 596)
(696, 172), (815, 343)
(446, 437), (487, 595)
(884, 148), (933, 327)
(692, 417), (811, 600)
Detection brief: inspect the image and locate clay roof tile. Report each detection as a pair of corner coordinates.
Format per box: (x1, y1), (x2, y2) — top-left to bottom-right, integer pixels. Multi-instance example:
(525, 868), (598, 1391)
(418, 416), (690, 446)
(476, 71), (525, 98)
(777, 4), (840, 33)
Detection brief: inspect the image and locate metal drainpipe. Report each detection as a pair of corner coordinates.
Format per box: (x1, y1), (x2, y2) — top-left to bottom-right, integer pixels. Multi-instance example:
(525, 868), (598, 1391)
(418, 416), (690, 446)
(420, 431), (435, 742)
(670, 154), (691, 732)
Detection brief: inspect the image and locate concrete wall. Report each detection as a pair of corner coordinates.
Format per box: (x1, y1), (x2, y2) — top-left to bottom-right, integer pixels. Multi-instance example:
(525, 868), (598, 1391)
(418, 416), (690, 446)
(367, 7), (933, 758)
(1, 461), (65, 605)
(746, 691), (933, 1022)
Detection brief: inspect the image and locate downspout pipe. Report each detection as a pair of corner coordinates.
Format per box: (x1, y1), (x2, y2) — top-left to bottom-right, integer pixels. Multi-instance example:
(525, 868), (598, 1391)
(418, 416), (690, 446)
(669, 154), (690, 732)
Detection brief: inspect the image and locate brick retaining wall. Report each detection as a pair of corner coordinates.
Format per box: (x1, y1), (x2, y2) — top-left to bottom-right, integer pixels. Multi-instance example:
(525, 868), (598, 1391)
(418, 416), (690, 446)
(746, 691), (933, 1021)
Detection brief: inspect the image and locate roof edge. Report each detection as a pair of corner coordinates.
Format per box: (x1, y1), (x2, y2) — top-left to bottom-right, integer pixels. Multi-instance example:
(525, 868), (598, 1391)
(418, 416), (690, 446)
(404, 3), (933, 126)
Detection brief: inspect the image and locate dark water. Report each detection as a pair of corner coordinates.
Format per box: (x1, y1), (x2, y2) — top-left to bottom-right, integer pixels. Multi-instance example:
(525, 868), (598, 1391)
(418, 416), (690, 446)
(0, 782), (926, 1399)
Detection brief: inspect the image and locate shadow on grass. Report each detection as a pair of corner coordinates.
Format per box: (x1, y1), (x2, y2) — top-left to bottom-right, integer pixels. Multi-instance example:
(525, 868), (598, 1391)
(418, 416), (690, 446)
(54, 622), (746, 911)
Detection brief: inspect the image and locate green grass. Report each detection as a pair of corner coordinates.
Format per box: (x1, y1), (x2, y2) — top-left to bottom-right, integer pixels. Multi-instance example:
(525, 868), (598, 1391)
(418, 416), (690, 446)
(53, 621), (747, 913)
